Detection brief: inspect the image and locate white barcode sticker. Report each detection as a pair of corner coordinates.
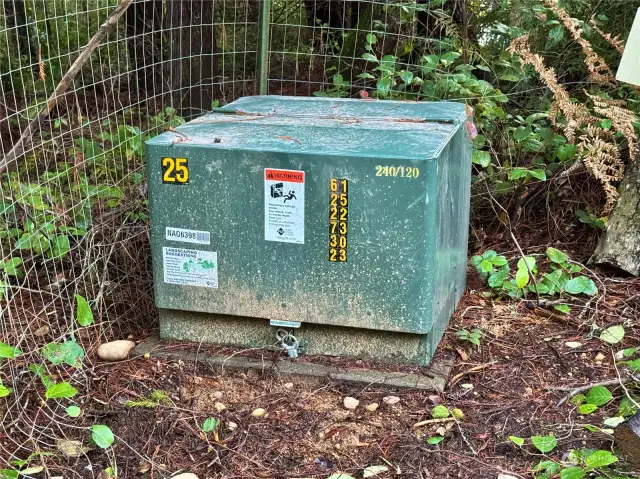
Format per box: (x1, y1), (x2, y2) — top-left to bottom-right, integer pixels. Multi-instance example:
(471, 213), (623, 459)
(165, 227), (211, 245)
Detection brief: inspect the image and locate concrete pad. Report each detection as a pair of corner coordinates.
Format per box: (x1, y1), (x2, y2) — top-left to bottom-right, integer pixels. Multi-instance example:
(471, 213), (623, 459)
(134, 334), (452, 392)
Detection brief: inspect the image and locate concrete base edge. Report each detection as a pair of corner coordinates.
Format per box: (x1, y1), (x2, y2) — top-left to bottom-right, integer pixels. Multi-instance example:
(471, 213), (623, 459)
(134, 334), (452, 392)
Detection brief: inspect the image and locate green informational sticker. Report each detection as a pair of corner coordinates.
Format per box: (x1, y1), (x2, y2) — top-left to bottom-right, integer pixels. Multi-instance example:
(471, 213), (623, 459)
(162, 247), (218, 288)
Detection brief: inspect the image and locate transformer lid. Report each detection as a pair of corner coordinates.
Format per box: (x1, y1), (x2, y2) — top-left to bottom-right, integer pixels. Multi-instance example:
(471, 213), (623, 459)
(146, 96), (466, 160)
(215, 95), (468, 123)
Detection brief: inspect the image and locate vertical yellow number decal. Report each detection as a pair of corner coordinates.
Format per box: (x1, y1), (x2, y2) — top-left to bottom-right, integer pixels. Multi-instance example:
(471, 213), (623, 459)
(329, 178), (348, 262)
(162, 157), (189, 184)
(162, 157), (175, 183)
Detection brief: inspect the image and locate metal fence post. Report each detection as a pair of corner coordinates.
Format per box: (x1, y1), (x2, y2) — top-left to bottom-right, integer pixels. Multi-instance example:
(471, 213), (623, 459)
(258, 0), (271, 95)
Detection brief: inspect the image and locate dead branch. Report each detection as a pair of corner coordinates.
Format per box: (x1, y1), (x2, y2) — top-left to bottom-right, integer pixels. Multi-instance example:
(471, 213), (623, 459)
(547, 375), (637, 407)
(0, 0), (133, 172)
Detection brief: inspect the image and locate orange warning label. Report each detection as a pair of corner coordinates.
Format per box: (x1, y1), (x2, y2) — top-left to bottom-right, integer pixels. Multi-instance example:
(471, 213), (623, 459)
(265, 169), (304, 183)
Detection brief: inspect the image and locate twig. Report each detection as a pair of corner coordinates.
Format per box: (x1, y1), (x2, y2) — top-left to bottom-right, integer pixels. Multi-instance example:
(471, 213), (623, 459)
(413, 417), (456, 428)
(547, 376), (634, 407)
(448, 361), (498, 388)
(612, 350), (640, 410)
(456, 420), (477, 455)
(0, 0), (133, 172)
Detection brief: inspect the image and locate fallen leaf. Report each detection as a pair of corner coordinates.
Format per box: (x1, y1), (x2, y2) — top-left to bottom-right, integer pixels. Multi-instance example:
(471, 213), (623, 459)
(362, 465), (389, 477)
(56, 438), (91, 457)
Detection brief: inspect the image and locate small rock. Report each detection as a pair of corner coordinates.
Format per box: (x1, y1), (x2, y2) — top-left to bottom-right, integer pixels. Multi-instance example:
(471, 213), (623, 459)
(214, 402), (226, 412)
(460, 383), (474, 390)
(524, 387), (533, 396)
(343, 397), (359, 410)
(382, 396), (400, 406)
(227, 421), (238, 431)
(212, 391), (223, 399)
(565, 341), (582, 349)
(595, 352), (606, 362)
(615, 350), (626, 360)
(251, 408), (266, 417)
(97, 340), (135, 362)
(366, 402), (379, 412)
(497, 475), (518, 479)
(283, 382), (294, 389)
(170, 474), (199, 479)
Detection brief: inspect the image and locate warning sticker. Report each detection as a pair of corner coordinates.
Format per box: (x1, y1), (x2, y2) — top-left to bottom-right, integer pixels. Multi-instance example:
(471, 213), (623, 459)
(163, 247), (218, 288)
(264, 168), (305, 244)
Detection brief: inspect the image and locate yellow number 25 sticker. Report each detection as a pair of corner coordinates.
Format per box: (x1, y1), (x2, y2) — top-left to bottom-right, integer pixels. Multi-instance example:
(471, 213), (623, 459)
(162, 157), (189, 184)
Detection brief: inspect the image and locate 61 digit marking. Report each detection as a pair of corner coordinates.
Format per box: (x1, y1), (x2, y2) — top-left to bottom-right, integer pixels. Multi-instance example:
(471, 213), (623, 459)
(329, 178), (348, 263)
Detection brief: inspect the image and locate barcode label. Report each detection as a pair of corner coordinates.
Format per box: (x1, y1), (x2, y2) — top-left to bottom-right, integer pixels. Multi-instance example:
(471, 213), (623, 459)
(165, 227), (211, 245)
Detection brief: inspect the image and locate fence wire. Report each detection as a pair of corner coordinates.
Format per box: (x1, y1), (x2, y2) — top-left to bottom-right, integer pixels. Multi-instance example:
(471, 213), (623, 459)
(0, 0), (458, 472)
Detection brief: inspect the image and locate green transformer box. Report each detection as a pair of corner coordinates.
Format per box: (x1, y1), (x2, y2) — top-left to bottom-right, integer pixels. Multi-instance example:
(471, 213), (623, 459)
(146, 96), (472, 365)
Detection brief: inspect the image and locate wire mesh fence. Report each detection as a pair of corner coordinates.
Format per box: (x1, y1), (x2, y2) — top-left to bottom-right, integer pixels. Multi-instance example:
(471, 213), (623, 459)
(0, 0), (472, 472)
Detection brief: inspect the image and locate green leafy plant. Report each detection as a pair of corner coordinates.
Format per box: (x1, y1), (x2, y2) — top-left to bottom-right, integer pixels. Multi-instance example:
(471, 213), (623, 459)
(576, 209), (606, 229)
(91, 425), (115, 449)
(569, 386), (613, 415)
(66, 405), (82, 417)
(471, 247), (597, 299)
(42, 340), (85, 368)
(531, 434), (558, 453)
(201, 417), (219, 433)
(600, 325), (624, 344)
(455, 328), (483, 346)
(75, 294), (94, 327)
(431, 405), (450, 419)
(45, 382), (77, 400)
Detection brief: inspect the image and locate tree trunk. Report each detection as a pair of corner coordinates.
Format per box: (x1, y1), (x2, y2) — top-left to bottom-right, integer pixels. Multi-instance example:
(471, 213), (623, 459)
(126, 0), (162, 92)
(592, 156), (640, 275)
(168, 0), (219, 118)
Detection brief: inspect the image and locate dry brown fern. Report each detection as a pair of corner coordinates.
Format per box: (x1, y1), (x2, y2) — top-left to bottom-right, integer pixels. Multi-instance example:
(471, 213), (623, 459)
(507, 34), (590, 142)
(589, 15), (625, 54)
(587, 92), (639, 159)
(38, 47), (46, 81)
(543, 0), (615, 86)
(508, 32), (638, 213)
(578, 130), (625, 212)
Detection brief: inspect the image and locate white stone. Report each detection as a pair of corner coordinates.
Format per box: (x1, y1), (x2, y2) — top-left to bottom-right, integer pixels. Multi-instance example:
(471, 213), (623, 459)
(171, 474), (199, 479)
(383, 396), (400, 405)
(227, 421), (238, 431)
(214, 402), (226, 412)
(343, 397), (359, 410)
(497, 475), (518, 479)
(283, 382), (294, 389)
(97, 340), (135, 362)
(565, 341), (582, 349)
(366, 402), (379, 412)
(251, 408), (266, 417)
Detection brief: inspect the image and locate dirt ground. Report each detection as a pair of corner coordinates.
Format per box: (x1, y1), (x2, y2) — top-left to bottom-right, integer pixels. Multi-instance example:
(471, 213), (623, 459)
(45, 271), (640, 479)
